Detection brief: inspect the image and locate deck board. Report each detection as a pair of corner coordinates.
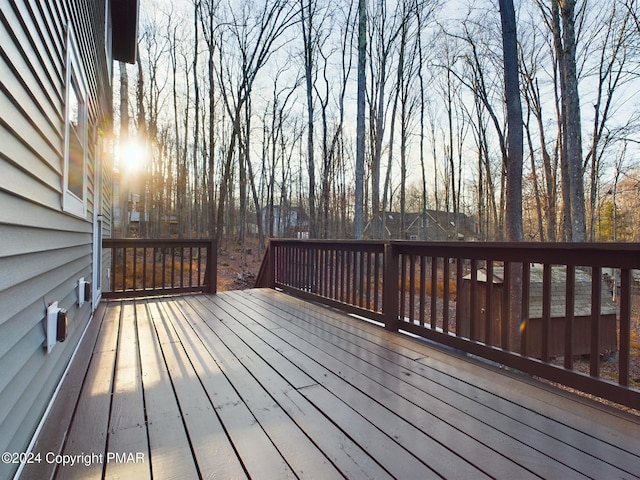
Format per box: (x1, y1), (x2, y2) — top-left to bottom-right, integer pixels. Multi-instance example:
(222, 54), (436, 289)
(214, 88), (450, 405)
(190, 295), (443, 479)
(171, 298), (342, 480)
(20, 290), (640, 480)
(218, 292), (564, 479)
(239, 289), (639, 479)
(104, 302), (149, 480)
(148, 299), (247, 480)
(180, 297), (391, 480)
(209, 293), (493, 479)
(56, 301), (120, 480)
(157, 298), (298, 480)
(137, 299), (199, 480)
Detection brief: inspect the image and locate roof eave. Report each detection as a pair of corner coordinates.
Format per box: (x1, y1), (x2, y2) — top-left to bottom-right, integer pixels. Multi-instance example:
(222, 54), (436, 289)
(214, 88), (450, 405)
(111, 0), (139, 64)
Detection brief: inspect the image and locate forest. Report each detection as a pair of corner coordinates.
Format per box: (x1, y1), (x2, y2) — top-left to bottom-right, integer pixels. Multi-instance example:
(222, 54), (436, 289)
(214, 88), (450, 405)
(114, 0), (640, 250)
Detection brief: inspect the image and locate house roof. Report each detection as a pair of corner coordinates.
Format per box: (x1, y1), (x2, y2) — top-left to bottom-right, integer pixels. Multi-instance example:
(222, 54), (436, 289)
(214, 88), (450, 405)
(111, 0), (140, 63)
(368, 210), (476, 239)
(259, 205), (309, 222)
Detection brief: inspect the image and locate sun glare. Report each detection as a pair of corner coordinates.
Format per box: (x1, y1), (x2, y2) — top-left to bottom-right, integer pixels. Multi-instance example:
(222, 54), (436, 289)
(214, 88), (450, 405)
(121, 141), (146, 173)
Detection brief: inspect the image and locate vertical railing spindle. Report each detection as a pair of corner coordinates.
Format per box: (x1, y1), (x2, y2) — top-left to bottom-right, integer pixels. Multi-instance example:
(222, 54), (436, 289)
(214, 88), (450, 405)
(430, 257), (437, 330)
(521, 263), (530, 356)
(486, 261), (494, 346)
(541, 264), (552, 363)
(619, 268), (631, 386)
(590, 266), (602, 378)
(419, 256), (426, 327)
(443, 258), (450, 334)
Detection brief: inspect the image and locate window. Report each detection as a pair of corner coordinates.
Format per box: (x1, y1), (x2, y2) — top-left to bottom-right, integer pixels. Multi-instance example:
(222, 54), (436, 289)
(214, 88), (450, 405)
(63, 25), (88, 218)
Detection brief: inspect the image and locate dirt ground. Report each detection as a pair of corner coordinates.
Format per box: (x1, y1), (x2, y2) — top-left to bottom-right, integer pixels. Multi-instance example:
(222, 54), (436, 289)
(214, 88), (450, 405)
(216, 238), (264, 291)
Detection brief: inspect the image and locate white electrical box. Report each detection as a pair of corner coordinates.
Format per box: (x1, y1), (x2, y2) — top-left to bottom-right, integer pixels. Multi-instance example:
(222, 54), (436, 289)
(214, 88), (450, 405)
(78, 277), (85, 306)
(45, 302), (60, 354)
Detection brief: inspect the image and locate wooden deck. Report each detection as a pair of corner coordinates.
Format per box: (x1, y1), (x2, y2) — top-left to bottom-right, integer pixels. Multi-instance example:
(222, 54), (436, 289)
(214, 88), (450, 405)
(21, 290), (640, 480)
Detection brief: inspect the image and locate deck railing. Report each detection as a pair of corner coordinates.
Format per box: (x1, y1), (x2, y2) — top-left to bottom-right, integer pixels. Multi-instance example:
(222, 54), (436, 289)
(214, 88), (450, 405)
(102, 238), (217, 298)
(258, 239), (640, 410)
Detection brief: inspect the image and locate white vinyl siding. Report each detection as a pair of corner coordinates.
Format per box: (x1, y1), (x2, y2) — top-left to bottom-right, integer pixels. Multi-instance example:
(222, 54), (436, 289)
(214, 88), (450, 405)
(0, 1), (113, 478)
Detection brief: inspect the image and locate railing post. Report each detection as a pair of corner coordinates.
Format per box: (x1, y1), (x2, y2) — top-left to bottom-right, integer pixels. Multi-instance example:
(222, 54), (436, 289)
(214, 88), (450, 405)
(267, 241), (276, 289)
(383, 242), (399, 332)
(207, 240), (217, 294)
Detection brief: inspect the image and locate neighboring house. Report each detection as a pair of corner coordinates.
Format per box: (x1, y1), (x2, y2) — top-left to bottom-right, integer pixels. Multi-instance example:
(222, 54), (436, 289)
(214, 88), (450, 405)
(365, 211), (478, 241)
(0, 1), (138, 478)
(258, 205), (309, 238)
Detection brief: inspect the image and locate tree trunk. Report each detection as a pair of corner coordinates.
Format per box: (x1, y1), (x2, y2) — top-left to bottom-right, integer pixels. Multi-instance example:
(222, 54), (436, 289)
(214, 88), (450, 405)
(499, 0), (523, 242)
(499, 0), (523, 354)
(561, 0), (586, 242)
(354, 0), (366, 239)
(192, 0), (201, 237)
(119, 62), (129, 238)
(301, 0), (317, 238)
(136, 52), (148, 238)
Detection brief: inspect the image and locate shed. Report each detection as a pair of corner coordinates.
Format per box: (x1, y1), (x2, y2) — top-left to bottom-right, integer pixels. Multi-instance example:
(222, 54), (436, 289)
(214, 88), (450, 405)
(459, 265), (617, 358)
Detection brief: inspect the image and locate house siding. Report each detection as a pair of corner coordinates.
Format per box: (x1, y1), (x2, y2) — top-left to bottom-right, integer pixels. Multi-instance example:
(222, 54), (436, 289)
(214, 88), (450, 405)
(0, 0), (113, 477)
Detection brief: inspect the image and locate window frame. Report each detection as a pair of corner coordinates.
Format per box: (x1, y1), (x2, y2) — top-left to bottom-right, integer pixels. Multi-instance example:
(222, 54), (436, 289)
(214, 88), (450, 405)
(105, 0), (113, 83)
(62, 24), (89, 218)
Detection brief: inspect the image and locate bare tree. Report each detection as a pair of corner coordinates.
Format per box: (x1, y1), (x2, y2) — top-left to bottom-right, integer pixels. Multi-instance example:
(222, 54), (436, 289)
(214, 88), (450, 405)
(536, 0), (587, 241)
(499, 0), (523, 242)
(137, 11), (171, 238)
(166, 10), (192, 238)
(192, 0), (202, 237)
(213, 0), (299, 247)
(135, 50), (149, 238)
(499, 0), (524, 353)
(417, 3), (429, 240)
(321, 2), (355, 238)
(584, 3), (637, 240)
(262, 67), (299, 241)
(354, 0), (367, 239)
(559, 0), (587, 241)
(367, 0), (405, 238)
(301, 0), (318, 238)
(445, 19), (508, 238)
(519, 21), (558, 241)
(396, 1), (419, 237)
(434, 26), (471, 219)
(199, 0), (220, 238)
